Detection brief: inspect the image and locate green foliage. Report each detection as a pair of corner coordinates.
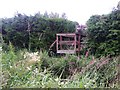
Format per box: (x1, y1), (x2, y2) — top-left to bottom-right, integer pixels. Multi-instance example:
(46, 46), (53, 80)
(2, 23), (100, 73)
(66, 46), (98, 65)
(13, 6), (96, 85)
(1, 45), (120, 88)
(2, 12), (76, 51)
(41, 54), (93, 79)
(87, 10), (120, 57)
(2, 42), (17, 70)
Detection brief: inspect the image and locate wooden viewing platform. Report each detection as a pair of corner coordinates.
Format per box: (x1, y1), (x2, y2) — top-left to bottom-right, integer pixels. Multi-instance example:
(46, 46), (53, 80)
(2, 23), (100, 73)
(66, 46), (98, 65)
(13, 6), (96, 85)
(48, 24), (87, 56)
(56, 33), (81, 54)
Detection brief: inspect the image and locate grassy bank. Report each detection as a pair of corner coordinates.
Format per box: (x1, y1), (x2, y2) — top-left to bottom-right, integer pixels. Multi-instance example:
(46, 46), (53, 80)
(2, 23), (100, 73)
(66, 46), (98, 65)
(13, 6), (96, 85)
(1, 45), (120, 88)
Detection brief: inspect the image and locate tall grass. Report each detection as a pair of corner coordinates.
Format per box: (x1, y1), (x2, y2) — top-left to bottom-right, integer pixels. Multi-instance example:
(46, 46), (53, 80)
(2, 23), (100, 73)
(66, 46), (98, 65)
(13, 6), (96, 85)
(1, 44), (120, 88)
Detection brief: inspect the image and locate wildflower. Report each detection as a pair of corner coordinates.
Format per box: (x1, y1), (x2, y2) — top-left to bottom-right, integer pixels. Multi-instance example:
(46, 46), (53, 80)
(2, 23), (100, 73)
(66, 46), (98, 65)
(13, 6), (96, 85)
(55, 77), (59, 82)
(84, 85), (87, 87)
(61, 82), (64, 85)
(0, 47), (2, 51)
(10, 66), (12, 68)
(27, 66), (31, 70)
(34, 68), (39, 73)
(24, 52), (40, 66)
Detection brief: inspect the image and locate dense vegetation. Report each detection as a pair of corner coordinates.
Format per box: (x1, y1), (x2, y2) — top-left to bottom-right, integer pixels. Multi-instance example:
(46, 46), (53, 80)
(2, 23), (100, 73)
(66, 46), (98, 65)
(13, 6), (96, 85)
(87, 10), (120, 57)
(1, 10), (120, 56)
(2, 12), (76, 51)
(1, 3), (120, 89)
(1, 44), (120, 88)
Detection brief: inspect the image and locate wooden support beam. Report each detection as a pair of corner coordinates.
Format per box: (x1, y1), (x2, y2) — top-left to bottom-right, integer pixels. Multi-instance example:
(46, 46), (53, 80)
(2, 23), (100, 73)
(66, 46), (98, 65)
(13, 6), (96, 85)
(57, 33), (76, 37)
(78, 34), (81, 53)
(56, 35), (58, 51)
(60, 36), (62, 49)
(74, 34), (77, 54)
(59, 41), (75, 44)
(49, 39), (57, 49)
(57, 50), (75, 54)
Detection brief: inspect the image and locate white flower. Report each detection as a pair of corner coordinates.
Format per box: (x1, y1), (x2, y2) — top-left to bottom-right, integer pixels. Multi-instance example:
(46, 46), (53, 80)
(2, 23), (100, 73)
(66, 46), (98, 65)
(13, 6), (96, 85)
(84, 85), (87, 87)
(27, 66), (31, 70)
(25, 51), (40, 66)
(55, 77), (59, 81)
(10, 66), (12, 68)
(34, 52), (39, 56)
(61, 82), (64, 85)
(0, 47), (2, 51)
(34, 68), (39, 73)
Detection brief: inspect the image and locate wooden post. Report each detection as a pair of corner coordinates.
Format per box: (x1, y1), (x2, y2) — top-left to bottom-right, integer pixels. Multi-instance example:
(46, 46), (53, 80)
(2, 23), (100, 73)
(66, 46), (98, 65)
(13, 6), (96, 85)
(56, 35), (58, 52)
(74, 34), (77, 54)
(78, 34), (81, 57)
(78, 34), (81, 52)
(27, 22), (31, 52)
(60, 36), (62, 50)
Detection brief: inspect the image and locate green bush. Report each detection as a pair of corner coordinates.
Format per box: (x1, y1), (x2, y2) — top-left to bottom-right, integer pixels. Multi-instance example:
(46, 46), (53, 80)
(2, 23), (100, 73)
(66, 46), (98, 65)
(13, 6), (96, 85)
(87, 10), (120, 57)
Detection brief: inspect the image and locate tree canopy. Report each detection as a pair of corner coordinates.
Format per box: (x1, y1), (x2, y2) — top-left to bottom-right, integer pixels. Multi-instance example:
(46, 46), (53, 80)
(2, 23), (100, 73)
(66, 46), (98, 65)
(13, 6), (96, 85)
(86, 9), (120, 57)
(2, 12), (76, 51)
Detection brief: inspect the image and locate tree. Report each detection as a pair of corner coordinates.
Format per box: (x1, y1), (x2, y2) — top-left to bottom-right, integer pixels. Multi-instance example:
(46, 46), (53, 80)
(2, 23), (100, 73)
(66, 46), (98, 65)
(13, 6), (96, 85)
(61, 13), (67, 19)
(2, 12), (76, 51)
(87, 10), (120, 57)
(117, 1), (120, 10)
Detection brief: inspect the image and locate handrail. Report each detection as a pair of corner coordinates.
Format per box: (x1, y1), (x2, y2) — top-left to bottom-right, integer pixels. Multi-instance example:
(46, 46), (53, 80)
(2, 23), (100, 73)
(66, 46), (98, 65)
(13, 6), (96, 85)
(49, 39), (57, 50)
